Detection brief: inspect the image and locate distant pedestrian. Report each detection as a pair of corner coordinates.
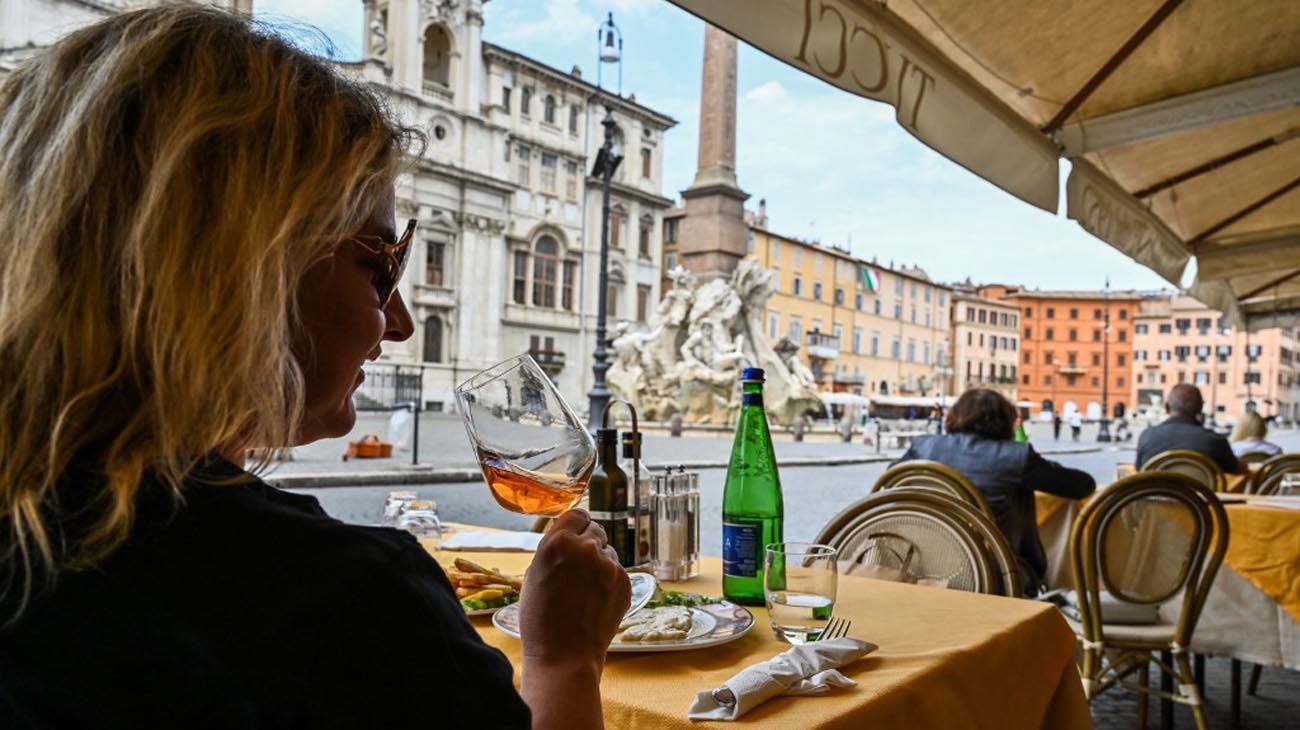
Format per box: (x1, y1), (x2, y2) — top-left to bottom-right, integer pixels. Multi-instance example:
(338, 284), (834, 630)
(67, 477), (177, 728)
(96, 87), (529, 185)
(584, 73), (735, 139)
(1052, 413), (1062, 441)
(1068, 411), (1083, 441)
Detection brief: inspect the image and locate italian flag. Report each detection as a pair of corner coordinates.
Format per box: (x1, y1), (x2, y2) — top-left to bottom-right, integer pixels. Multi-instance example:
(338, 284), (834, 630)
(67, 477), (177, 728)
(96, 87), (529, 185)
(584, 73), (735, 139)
(860, 267), (879, 292)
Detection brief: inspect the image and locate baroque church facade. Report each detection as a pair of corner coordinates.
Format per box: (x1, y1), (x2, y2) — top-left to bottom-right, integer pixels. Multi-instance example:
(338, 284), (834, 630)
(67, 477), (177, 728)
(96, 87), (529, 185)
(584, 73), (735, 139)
(0, 0), (677, 410)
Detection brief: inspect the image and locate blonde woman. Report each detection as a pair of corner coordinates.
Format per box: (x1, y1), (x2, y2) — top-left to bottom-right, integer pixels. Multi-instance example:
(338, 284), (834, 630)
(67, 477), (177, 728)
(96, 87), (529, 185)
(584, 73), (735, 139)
(1231, 411), (1282, 459)
(0, 8), (627, 729)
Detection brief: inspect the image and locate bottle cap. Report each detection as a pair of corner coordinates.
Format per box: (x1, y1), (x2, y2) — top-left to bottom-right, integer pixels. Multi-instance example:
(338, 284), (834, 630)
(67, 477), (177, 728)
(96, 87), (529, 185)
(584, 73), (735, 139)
(741, 367), (765, 382)
(596, 428), (619, 445)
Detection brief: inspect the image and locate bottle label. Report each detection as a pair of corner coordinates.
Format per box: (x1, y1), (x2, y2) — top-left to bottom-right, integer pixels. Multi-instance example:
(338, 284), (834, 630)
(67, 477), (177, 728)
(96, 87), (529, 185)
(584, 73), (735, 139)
(588, 509), (629, 522)
(722, 521), (760, 578)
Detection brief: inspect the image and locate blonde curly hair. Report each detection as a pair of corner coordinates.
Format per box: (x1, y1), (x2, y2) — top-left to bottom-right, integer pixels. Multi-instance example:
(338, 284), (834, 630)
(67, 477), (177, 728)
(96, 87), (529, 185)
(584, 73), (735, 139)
(0, 5), (418, 622)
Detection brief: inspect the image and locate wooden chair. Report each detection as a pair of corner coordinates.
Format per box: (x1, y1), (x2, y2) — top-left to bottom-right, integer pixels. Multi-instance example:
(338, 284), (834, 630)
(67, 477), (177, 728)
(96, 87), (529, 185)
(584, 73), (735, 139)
(1236, 451), (1272, 466)
(871, 460), (996, 521)
(814, 489), (1020, 597)
(1068, 472), (1228, 730)
(1249, 453), (1300, 495)
(1142, 449), (1226, 492)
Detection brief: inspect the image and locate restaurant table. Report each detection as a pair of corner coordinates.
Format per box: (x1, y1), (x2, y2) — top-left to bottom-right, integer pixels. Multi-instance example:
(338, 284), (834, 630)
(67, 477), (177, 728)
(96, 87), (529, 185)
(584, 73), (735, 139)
(1037, 492), (1300, 671)
(428, 544), (1092, 730)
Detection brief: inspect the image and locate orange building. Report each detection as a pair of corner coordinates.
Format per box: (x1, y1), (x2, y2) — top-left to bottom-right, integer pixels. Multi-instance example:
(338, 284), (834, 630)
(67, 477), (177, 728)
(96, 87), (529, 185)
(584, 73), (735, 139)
(981, 286), (1144, 419)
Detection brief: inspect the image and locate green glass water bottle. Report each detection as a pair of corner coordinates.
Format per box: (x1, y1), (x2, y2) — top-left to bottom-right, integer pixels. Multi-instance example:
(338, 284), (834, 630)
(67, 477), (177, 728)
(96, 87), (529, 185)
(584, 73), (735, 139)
(722, 368), (784, 606)
(588, 428), (631, 567)
(1014, 419), (1029, 443)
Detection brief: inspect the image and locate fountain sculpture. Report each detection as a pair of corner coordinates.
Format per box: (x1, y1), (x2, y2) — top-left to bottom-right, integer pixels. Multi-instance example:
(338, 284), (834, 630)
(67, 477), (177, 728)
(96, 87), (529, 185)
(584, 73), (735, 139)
(606, 258), (822, 425)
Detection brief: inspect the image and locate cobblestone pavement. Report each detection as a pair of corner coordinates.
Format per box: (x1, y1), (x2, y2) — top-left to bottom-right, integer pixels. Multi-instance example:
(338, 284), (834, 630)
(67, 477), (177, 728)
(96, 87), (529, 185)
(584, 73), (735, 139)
(265, 412), (1131, 479)
(1089, 656), (1300, 729)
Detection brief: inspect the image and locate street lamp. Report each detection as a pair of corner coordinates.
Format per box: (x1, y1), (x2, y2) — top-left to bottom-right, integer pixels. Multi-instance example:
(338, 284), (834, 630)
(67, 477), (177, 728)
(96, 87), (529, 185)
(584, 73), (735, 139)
(586, 14), (624, 429)
(1097, 278), (1112, 442)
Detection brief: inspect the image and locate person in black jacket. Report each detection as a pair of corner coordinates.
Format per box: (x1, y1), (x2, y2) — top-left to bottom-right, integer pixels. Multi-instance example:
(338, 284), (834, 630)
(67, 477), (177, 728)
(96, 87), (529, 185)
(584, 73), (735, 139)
(1135, 384), (1243, 474)
(894, 389), (1095, 596)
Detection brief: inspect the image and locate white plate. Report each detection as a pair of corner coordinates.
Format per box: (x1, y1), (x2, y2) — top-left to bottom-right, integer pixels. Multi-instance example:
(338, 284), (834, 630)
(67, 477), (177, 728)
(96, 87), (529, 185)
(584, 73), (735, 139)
(491, 601), (756, 653)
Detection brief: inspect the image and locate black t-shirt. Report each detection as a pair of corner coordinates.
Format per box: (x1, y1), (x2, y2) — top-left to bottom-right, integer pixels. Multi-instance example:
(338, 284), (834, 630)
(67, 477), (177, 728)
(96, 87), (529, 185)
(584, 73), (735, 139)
(0, 463), (531, 729)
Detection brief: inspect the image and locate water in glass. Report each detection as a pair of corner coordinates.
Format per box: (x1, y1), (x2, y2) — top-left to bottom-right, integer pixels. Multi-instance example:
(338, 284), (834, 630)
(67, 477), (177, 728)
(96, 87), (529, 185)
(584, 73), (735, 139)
(765, 543), (838, 644)
(456, 355), (595, 516)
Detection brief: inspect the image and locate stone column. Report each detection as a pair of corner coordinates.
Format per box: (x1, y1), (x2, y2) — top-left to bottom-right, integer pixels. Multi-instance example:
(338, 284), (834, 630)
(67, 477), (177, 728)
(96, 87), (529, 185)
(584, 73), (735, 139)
(461, 0), (484, 115)
(387, 0), (422, 91)
(678, 24), (749, 279)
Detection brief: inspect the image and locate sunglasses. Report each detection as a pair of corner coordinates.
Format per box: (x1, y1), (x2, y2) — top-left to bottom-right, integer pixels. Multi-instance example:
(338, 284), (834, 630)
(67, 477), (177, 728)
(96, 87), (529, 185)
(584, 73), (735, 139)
(350, 218), (417, 306)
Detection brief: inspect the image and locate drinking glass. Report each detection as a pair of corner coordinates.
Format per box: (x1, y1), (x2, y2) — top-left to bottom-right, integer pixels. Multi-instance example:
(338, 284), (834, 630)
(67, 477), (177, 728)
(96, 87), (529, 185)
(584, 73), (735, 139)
(397, 499), (443, 547)
(381, 490), (418, 527)
(456, 354), (596, 516)
(764, 542), (839, 644)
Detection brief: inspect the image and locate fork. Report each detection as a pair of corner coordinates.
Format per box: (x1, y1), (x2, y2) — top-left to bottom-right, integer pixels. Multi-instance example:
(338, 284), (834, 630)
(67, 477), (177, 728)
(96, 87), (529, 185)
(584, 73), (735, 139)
(817, 616), (852, 642)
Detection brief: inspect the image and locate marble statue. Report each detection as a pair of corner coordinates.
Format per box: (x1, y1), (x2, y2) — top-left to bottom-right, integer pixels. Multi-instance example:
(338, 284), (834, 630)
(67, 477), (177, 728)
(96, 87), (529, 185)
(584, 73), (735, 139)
(607, 259), (822, 425)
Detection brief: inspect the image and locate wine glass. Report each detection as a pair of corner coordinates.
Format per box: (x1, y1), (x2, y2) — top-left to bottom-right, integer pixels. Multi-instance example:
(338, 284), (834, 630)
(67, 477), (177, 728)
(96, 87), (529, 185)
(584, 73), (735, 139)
(455, 354), (595, 516)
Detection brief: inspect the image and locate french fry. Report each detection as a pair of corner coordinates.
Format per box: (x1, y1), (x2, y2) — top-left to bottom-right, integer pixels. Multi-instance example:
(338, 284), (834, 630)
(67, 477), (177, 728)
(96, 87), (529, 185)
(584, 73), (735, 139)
(455, 586), (474, 598)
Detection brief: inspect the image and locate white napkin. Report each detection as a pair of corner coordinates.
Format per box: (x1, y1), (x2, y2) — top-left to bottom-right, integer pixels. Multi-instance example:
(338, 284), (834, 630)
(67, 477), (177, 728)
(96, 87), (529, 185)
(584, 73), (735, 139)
(438, 530), (542, 552)
(688, 637), (877, 721)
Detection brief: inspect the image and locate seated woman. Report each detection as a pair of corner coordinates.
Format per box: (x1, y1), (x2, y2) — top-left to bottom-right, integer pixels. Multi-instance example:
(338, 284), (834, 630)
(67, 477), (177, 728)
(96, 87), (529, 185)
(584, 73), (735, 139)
(1230, 411), (1282, 459)
(893, 389), (1095, 596)
(0, 7), (626, 729)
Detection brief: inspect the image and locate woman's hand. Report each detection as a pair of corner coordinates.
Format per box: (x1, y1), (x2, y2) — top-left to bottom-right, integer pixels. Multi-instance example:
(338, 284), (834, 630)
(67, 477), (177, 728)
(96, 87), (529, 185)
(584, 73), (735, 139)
(519, 509), (630, 730)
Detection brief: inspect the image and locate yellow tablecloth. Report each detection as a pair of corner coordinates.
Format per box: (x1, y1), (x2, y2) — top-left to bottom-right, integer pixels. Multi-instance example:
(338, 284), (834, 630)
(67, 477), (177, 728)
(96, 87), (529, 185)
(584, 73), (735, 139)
(1114, 463), (1251, 492)
(433, 550), (1091, 730)
(1036, 493), (1300, 623)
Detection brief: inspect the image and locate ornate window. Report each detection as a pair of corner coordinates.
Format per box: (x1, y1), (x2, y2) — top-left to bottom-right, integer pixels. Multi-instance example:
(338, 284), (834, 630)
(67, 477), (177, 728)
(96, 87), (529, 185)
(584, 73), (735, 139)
(514, 145), (530, 186)
(569, 105), (580, 133)
(641, 148), (652, 178)
(426, 240), (446, 287)
(606, 267), (625, 318)
(565, 161), (579, 200)
(562, 260), (577, 310)
(610, 206), (627, 249)
(637, 284), (652, 322)
(532, 236), (559, 308)
(423, 316), (443, 363)
(511, 251), (528, 304)
(521, 86), (532, 116)
(422, 26), (451, 92)
(638, 215), (652, 258)
(543, 95), (557, 124)
(540, 153), (557, 193)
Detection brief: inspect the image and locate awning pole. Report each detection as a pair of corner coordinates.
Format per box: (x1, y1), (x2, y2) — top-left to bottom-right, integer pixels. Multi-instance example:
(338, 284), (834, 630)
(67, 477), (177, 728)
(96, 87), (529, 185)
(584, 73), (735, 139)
(1134, 130), (1300, 198)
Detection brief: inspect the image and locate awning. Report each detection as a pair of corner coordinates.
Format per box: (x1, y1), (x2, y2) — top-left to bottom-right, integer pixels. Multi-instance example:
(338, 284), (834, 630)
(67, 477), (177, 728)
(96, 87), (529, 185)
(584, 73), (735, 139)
(667, 0), (1300, 330)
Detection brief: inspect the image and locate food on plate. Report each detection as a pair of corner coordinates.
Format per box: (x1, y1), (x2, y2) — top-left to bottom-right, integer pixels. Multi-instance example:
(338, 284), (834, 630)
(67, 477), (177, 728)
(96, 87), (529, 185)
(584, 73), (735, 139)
(448, 558), (522, 612)
(616, 606), (694, 643)
(643, 589), (720, 610)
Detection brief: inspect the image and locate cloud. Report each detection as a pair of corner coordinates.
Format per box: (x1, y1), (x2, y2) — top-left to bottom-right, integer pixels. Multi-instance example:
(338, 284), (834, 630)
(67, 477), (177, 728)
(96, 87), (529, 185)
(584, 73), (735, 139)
(743, 81), (787, 103)
(486, 0), (599, 46)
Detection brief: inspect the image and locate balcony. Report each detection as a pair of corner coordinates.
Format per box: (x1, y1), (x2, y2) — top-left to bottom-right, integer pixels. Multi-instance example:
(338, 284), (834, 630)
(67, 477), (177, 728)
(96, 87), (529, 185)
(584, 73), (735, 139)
(530, 348), (566, 376)
(834, 373), (868, 385)
(806, 331), (841, 360)
(1057, 364), (1087, 375)
(422, 81), (454, 102)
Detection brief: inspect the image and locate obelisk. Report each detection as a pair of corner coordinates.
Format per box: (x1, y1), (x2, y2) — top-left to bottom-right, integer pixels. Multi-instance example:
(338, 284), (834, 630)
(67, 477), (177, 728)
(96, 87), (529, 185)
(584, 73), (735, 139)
(679, 24), (750, 279)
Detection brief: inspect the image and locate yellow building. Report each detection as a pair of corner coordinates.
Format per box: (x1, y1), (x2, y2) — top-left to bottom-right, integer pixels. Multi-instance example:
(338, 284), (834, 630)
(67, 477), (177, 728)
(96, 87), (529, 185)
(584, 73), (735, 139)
(664, 210), (953, 398)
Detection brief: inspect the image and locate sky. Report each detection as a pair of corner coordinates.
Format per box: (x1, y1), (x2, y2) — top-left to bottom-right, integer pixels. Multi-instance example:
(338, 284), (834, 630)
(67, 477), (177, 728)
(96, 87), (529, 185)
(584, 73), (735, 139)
(255, 0), (1170, 292)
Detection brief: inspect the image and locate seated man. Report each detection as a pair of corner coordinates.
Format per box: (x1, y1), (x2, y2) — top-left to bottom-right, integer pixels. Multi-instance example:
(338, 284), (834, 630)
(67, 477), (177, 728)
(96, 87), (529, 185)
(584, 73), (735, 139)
(1135, 384), (1242, 473)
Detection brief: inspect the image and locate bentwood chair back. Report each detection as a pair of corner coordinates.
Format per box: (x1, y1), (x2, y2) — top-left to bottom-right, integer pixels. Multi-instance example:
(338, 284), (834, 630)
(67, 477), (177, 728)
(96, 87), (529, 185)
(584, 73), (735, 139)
(1250, 453), (1300, 495)
(1068, 472), (1228, 730)
(1236, 451), (1272, 466)
(871, 461), (995, 521)
(1142, 449), (1226, 492)
(814, 490), (1015, 596)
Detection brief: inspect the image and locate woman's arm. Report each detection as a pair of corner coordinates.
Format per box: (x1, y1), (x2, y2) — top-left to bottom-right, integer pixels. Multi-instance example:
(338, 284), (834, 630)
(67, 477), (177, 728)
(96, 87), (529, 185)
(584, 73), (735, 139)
(1025, 447), (1096, 499)
(519, 510), (631, 730)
